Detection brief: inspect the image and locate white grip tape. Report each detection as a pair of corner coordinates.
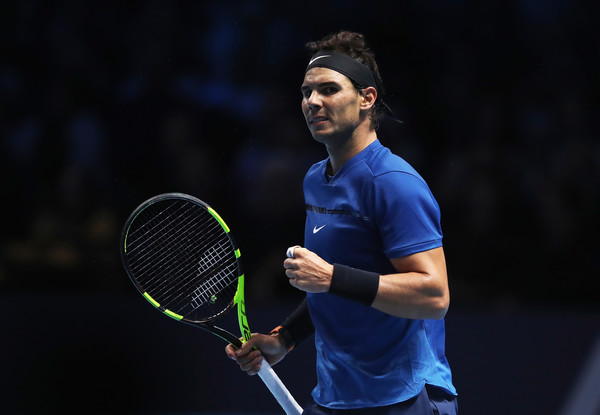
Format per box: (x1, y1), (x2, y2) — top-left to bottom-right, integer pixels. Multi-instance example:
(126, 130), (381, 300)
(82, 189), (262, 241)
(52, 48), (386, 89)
(286, 245), (301, 259)
(257, 360), (303, 415)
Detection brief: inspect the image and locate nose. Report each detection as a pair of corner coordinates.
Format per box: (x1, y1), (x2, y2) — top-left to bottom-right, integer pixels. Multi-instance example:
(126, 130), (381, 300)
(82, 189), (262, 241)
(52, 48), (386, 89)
(305, 91), (321, 110)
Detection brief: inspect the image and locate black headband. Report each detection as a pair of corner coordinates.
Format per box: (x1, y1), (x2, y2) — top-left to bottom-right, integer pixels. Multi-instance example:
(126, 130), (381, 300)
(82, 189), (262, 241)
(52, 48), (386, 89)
(305, 51), (379, 92)
(305, 50), (403, 124)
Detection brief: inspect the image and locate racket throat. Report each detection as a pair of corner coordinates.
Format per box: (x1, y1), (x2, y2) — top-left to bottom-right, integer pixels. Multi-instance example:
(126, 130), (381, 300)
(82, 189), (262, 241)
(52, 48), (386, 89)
(235, 275), (252, 343)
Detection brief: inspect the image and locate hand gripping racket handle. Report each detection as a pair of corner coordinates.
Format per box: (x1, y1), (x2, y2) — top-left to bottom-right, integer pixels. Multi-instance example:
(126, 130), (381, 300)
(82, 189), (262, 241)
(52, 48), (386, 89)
(258, 360), (303, 415)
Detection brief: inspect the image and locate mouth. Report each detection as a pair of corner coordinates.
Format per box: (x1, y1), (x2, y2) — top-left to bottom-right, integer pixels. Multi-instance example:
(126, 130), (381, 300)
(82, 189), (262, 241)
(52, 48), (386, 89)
(309, 116), (329, 125)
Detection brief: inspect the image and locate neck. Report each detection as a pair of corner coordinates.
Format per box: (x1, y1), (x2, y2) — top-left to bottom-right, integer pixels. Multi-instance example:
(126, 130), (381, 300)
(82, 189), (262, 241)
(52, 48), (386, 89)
(326, 126), (377, 175)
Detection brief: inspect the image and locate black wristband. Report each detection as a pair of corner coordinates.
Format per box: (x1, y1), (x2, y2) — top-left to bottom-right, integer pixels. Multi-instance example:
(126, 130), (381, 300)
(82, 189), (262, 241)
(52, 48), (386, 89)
(279, 298), (314, 348)
(330, 264), (380, 306)
(269, 325), (296, 352)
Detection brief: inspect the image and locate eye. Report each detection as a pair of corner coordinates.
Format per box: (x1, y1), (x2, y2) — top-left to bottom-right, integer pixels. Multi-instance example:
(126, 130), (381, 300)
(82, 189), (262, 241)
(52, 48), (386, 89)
(322, 86), (338, 95)
(302, 89), (311, 99)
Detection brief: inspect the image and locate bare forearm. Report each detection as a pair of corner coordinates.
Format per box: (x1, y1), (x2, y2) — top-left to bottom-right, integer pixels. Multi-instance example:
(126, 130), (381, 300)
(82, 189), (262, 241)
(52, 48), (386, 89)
(285, 246), (450, 320)
(372, 271), (449, 319)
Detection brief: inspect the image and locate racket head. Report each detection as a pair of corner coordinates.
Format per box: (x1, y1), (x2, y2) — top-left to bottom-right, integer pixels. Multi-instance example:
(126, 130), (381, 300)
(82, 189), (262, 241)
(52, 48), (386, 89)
(120, 193), (243, 325)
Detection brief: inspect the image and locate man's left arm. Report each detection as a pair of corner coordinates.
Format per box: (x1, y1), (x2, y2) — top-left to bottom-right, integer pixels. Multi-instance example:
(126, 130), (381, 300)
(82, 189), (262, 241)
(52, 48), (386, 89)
(284, 246), (449, 320)
(373, 246), (449, 319)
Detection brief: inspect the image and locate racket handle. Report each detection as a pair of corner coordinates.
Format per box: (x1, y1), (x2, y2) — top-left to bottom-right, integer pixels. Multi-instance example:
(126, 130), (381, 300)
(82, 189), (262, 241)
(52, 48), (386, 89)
(257, 359), (303, 415)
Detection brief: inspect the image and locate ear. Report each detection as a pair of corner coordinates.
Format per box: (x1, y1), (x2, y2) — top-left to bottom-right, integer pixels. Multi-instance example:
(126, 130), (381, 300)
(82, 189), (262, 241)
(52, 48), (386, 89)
(359, 86), (377, 110)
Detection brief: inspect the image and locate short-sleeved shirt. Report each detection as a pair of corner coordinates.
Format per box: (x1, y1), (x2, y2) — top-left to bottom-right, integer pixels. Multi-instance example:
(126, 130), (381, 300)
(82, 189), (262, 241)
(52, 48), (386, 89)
(303, 139), (456, 409)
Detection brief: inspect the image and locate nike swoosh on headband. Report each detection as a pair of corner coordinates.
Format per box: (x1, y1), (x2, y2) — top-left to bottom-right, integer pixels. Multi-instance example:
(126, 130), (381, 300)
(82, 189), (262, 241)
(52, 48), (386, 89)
(308, 55), (330, 65)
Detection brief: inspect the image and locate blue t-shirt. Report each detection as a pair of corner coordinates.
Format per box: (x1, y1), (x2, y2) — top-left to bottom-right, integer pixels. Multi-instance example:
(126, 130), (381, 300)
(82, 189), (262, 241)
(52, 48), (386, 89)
(303, 139), (456, 409)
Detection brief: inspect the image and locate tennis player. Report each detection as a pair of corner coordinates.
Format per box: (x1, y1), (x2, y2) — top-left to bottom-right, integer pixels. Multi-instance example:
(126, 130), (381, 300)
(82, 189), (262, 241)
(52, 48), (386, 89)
(226, 31), (458, 414)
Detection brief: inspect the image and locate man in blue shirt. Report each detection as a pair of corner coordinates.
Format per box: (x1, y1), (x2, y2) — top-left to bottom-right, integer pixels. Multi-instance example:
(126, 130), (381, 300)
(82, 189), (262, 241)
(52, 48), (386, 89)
(226, 30), (457, 414)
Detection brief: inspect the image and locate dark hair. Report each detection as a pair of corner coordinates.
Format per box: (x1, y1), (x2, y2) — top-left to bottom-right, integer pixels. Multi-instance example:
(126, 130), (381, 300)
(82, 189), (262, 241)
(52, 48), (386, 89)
(306, 31), (385, 130)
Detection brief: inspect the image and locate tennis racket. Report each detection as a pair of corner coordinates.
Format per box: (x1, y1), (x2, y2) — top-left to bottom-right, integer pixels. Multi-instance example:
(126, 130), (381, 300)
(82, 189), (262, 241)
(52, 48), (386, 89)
(120, 192), (303, 415)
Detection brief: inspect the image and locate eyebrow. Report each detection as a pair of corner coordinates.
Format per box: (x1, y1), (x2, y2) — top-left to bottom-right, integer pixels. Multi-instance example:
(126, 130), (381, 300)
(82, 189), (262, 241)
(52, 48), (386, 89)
(300, 81), (341, 92)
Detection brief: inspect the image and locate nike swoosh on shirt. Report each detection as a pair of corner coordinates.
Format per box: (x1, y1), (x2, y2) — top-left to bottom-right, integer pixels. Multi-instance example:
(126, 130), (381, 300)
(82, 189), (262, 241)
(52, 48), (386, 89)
(313, 225), (326, 234)
(308, 55), (330, 65)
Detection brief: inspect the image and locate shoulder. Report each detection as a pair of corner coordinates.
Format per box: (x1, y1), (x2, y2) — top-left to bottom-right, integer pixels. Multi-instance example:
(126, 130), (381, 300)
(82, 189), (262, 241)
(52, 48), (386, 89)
(304, 159), (328, 182)
(363, 143), (428, 188)
(362, 144), (439, 211)
(367, 143), (417, 173)
(307, 158), (328, 174)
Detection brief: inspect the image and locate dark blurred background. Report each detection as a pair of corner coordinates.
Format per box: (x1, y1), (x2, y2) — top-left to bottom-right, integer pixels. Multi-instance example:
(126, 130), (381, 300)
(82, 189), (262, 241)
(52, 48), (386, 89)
(1, 1), (599, 414)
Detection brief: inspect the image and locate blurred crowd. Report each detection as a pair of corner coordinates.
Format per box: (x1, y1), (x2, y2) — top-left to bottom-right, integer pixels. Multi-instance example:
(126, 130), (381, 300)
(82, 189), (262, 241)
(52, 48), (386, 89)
(1, 0), (598, 305)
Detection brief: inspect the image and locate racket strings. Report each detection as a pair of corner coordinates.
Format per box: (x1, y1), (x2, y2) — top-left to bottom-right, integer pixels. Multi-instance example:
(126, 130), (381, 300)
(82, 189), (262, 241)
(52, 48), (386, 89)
(190, 264), (237, 309)
(127, 202), (205, 287)
(128, 203), (209, 293)
(161, 219), (235, 314)
(190, 241), (238, 309)
(125, 199), (240, 321)
(138, 213), (219, 298)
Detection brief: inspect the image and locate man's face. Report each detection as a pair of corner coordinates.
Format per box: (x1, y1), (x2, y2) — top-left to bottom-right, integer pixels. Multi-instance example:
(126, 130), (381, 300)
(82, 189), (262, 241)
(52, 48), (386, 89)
(301, 67), (362, 144)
